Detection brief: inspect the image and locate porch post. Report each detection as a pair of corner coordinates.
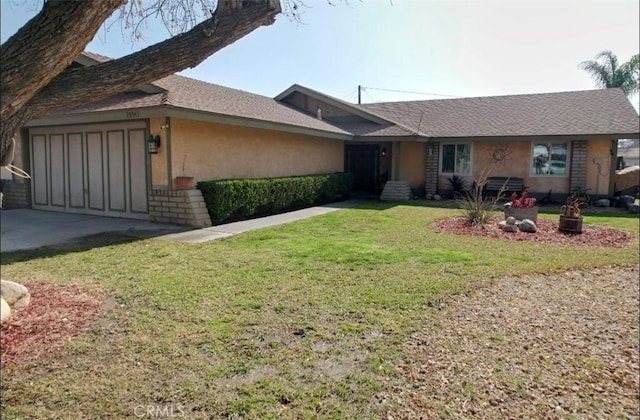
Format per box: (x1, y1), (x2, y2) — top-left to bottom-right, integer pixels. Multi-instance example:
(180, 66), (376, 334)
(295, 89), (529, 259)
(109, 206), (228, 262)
(392, 142), (401, 181)
(425, 141), (439, 195)
(569, 140), (587, 194)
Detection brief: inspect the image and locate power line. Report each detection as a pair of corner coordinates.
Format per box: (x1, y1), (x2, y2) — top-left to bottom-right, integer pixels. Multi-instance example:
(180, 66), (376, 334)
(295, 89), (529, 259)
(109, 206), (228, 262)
(362, 86), (461, 99)
(340, 88), (357, 101)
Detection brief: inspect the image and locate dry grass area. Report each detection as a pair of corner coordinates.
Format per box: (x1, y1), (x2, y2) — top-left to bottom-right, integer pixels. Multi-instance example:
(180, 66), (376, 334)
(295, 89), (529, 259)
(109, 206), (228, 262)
(382, 265), (639, 419)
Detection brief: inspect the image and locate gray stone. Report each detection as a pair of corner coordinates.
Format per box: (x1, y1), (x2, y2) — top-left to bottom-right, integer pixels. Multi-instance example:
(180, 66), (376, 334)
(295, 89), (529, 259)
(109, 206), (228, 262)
(502, 224), (518, 232)
(1, 298), (10, 323)
(498, 220), (507, 229)
(1, 280), (31, 309)
(596, 199), (610, 207)
(505, 216), (517, 225)
(503, 202), (512, 208)
(425, 193), (434, 200)
(518, 219), (537, 233)
(433, 194), (442, 201)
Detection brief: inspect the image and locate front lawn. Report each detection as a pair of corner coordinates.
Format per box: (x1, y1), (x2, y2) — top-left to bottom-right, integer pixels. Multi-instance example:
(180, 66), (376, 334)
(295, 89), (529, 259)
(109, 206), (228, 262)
(1, 202), (638, 418)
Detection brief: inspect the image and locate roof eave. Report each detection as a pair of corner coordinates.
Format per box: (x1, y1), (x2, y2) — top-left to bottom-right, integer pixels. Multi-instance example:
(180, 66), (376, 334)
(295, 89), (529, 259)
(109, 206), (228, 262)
(275, 84), (394, 126)
(25, 105), (354, 141)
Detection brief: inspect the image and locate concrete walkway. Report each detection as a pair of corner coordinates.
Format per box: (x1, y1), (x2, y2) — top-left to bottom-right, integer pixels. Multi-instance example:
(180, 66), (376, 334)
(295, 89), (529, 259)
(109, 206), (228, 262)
(0, 200), (361, 252)
(157, 200), (359, 244)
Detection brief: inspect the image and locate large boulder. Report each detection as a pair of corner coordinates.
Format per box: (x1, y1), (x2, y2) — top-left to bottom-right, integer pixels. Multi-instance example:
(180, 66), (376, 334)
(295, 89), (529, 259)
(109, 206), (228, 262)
(518, 219), (537, 233)
(1, 298), (10, 323)
(1, 280), (31, 309)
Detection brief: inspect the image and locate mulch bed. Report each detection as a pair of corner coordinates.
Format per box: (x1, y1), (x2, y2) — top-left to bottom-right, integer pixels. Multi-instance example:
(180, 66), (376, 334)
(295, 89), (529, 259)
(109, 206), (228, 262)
(1, 283), (105, 368)
(433, 217), (633, 248)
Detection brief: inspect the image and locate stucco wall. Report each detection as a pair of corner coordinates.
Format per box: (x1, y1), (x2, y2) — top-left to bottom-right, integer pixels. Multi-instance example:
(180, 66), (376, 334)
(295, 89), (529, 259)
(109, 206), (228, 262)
(168, 118), (344, 183)
(585, 139), (613, 196)
(398, 142), (426, 189)
(149, 117), (169, 188)
(435, 139), (610, 195)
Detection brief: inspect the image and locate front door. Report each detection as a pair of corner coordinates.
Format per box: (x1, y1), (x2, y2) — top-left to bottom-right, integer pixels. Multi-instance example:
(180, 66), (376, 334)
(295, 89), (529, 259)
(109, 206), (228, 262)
(345, 144), (380, 193)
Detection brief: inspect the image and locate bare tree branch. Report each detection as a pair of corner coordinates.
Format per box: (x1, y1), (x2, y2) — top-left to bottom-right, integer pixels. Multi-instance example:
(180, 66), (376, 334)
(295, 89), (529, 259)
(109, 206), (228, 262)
(0, 0), (281, 161)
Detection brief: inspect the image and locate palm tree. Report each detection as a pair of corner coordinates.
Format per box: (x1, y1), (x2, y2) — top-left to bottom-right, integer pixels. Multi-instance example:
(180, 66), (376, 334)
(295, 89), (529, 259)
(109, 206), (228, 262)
(579, 50), (639, 97)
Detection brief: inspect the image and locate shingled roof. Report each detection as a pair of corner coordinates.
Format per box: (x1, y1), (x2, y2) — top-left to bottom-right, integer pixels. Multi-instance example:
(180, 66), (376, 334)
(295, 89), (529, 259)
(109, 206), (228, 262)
(361, 89), (640, 139)
(53, 52), (639, 140)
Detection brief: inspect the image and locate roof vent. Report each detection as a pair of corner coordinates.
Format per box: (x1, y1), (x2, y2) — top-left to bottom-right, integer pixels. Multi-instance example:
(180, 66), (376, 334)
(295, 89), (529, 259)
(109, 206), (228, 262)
(316, 107), (322, 120)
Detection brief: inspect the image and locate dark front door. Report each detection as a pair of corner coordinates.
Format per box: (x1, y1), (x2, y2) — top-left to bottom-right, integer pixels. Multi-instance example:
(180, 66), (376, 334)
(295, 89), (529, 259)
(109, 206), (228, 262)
(346, 145), (380, 193)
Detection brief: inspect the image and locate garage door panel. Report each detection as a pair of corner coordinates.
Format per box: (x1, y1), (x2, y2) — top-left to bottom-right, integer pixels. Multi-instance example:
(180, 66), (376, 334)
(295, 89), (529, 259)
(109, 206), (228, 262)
(31, 134), (48, 206)
(49, 134), (65, 207)
(30, 122), (148, 220)
(67, 133), (85, 209)
(87, 132), (105, 211)
(107, 130), (126, 212)
(128, 129), (148, 214)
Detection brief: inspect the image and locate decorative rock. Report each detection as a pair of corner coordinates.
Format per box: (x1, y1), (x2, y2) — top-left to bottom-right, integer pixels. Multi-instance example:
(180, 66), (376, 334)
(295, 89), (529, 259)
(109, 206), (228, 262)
(596, 199), (610, 207)
(1, 298), (10, 323)
(433, 194), (442, 201)
(425, 193), (434, 200)
(502, 224), (518, 232)
(505, 216), (517, 225)
(503, 202), (513, 208)
(518, 219), (537, 233)
(1, 280), (31, 309)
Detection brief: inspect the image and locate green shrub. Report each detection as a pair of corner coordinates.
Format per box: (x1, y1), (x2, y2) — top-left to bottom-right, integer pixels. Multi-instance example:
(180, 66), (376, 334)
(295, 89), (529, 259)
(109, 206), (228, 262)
(197, 173), (352, 224)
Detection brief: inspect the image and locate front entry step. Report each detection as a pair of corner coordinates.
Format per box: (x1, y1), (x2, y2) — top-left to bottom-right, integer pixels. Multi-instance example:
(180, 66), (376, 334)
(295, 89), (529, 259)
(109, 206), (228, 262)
(380, 181), (411, 201)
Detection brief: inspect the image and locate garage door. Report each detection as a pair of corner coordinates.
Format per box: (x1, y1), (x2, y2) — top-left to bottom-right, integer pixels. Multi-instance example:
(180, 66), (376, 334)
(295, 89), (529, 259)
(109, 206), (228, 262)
(29, 121), (149, 219)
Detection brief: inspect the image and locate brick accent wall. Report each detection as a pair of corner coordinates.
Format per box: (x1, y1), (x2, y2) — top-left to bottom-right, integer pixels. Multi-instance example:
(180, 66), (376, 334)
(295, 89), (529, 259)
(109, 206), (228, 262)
(425, 142), (440, 195)
(148, 189), (212, 228)
(569, 140), (588, 193)
(0, 181), (31, 209)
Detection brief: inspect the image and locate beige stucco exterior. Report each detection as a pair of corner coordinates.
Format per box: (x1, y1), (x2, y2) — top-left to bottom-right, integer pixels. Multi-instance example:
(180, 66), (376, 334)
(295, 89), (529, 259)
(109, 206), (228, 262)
(149, 117), (170, 188)
(153, 118), (344, 187)
(397, 142), (427, 189)
(434, 139), (612, 195)
(585, 139), (613, 196)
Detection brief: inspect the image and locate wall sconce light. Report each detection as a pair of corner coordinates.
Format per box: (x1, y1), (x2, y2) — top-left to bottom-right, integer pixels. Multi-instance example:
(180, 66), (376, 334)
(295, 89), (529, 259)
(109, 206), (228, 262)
(147, 134), (161, 154)
(380, 147), (387, 158)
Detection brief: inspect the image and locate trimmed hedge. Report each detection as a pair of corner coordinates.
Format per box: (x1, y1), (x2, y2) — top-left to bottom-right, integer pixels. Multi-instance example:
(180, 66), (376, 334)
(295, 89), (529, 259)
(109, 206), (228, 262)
(197, 173), (353, 224)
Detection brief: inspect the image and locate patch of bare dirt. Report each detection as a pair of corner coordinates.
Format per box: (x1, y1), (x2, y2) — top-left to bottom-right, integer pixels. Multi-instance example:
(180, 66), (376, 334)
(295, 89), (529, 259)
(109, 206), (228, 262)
(433, 217), (633, 247)
(1, 283), (106, 368)
(379, 266), (640, 419)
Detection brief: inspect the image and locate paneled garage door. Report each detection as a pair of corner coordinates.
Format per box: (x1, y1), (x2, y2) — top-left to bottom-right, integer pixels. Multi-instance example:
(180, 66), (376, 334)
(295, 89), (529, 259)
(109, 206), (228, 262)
(29, 121), (149, 219)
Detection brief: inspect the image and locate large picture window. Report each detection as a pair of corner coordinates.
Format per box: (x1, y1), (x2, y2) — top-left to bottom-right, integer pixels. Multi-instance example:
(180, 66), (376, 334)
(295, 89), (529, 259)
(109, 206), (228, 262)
(441, 143), (471, 174)
(531, 143), (568, 176)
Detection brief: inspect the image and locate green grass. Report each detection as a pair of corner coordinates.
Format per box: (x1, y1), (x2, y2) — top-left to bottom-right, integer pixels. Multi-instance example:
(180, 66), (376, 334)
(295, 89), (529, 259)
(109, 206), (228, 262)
(1, 202), (638, 418)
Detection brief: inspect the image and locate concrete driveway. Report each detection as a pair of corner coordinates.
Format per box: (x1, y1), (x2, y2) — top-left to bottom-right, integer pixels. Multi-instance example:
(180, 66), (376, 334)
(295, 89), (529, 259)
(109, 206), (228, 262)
(0, 200), (361, 253)
(0, 210), (188, 252)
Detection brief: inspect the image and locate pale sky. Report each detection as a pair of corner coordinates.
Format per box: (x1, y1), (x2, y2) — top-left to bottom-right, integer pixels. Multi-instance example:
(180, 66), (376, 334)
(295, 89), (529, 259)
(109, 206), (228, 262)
(1, 0), (639, 109)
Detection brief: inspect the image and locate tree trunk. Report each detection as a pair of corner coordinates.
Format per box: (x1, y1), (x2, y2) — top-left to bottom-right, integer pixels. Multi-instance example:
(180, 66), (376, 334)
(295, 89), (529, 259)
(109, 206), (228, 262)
(1, 0), (126, 138)
(0, 0), (281, 164)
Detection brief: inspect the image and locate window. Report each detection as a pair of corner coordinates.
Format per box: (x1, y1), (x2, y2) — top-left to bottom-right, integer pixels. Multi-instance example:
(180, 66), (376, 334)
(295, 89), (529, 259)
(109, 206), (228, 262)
(532, 143), (568, 176)
(441, 143), (471, 174)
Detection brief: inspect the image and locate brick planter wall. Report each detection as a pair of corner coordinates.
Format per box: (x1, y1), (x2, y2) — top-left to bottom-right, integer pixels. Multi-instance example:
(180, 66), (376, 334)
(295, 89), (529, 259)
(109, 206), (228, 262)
(0, 181), (31, 209)
(148, 189), (212, 228)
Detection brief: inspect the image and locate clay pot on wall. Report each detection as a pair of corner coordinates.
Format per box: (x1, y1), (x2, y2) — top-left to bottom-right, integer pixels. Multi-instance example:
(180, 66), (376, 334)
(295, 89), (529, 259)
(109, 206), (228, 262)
(174, 176), (195, 190)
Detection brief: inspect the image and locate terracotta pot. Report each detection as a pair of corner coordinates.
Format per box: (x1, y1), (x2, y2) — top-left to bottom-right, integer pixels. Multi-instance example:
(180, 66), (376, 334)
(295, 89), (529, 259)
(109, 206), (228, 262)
(559, 215), (583, 234)
(174, 176), (195, 190)
(504, 206), (538, 223)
